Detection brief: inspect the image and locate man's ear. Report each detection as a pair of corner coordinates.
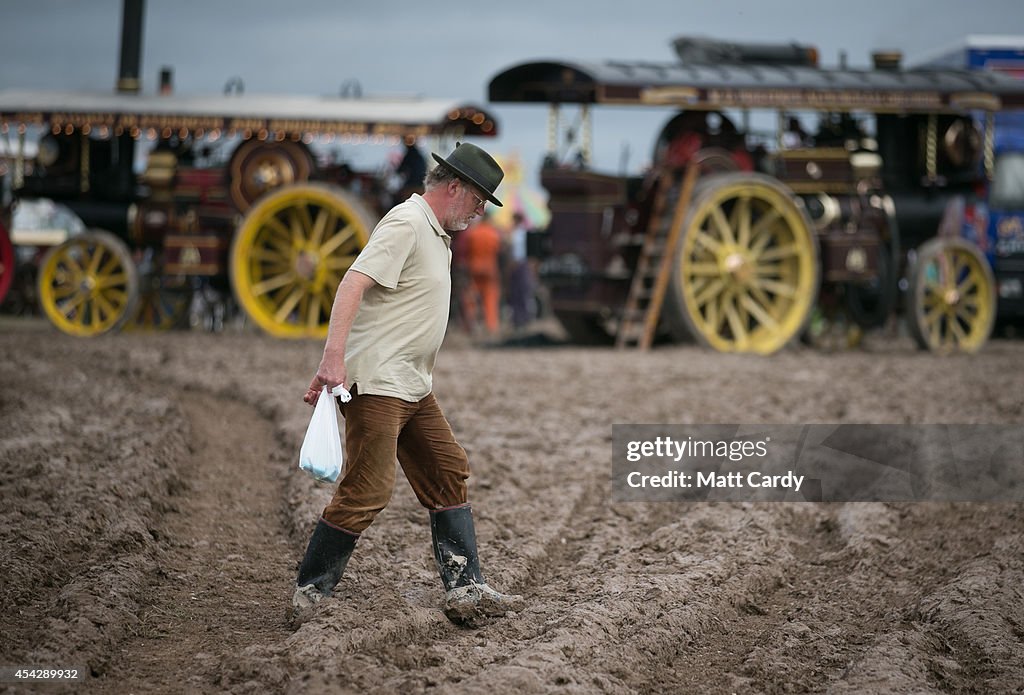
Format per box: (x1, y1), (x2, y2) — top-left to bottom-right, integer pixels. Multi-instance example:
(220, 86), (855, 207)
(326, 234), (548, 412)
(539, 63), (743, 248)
(447, 179), (461, 196)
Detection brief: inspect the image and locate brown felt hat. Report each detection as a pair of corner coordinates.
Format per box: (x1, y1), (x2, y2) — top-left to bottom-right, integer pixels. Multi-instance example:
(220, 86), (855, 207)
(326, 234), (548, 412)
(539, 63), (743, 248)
(432, 142), (504, 207)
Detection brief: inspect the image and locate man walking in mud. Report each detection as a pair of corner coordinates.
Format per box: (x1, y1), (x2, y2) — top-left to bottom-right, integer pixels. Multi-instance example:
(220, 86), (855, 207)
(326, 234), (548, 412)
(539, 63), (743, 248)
(292, 143), (522, 626)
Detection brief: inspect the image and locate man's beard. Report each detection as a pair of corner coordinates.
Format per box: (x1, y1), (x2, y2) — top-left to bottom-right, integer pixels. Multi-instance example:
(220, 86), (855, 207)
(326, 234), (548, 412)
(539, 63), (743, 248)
(442, 201), (476, 232)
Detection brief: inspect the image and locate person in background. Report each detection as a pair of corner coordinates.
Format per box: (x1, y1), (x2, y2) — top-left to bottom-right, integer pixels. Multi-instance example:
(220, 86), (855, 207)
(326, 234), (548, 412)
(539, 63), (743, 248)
(387, 135), (428, 208)
(782, 115), (811, 148)
(292, 143), (523, 626)
(505, 211), (534, 332)
(395, 136), (427, 193)
(459, 210), (503, 337)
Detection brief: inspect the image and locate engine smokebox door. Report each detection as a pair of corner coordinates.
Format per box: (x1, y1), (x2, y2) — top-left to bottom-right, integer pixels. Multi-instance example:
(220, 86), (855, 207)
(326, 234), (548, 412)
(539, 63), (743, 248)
(821, 229), (880, 282)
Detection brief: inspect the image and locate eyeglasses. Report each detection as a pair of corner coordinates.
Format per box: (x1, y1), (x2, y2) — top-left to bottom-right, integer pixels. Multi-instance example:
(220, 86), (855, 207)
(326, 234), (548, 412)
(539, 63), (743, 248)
(465, 186), (487, 212)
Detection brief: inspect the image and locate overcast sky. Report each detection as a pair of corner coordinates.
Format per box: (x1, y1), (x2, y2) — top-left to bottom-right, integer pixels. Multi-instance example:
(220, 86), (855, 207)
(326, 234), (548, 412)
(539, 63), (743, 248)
(2, 0), (1024, 190)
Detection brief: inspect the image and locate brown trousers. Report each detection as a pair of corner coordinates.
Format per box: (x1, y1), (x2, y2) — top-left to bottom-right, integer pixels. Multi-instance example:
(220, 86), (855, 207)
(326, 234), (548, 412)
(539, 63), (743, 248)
(322, 389), (470, 534)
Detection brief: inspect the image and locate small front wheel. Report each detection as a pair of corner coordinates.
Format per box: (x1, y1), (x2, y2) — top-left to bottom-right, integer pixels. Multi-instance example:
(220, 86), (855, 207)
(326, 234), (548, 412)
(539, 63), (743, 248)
(906, 237), (995, 353)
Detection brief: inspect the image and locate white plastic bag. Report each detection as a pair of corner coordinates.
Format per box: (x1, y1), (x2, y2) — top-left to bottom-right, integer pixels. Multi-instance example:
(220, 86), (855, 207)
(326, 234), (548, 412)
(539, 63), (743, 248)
(298, 385), (351, 483)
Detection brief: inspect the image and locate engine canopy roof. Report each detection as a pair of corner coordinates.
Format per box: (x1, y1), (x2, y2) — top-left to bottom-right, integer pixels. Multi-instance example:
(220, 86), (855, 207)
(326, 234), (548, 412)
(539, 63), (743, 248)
(0, 90), (498, 139)
(488, 58), (1024, 113)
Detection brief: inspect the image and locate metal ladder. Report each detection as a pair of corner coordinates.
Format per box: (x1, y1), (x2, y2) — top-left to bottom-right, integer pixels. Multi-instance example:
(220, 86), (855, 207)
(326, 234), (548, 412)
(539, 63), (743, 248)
(615, 162), (700, 350)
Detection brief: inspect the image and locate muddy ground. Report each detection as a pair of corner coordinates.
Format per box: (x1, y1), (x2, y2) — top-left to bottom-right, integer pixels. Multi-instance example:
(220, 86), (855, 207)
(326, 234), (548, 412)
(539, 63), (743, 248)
(1, 316), (1022, 694)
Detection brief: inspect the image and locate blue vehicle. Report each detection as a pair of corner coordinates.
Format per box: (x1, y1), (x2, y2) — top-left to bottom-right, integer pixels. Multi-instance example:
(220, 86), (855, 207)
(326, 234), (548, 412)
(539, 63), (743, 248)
(965, 113), (1024, 323)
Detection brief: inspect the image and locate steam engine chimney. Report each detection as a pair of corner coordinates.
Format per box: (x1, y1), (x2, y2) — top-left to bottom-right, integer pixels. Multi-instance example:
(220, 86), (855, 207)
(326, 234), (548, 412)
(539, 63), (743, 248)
(159, 66), (173, 95)
(113, 0), (145, 200)
(117, 0), (145, 93)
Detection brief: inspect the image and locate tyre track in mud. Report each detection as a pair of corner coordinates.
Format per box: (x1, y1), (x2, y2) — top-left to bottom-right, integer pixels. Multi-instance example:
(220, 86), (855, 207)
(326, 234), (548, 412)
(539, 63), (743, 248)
(656, 503), (850, 694)
(660, 502), (1024, 694)
(830, 505), (1024, 694)
(92, 391), (296, 694)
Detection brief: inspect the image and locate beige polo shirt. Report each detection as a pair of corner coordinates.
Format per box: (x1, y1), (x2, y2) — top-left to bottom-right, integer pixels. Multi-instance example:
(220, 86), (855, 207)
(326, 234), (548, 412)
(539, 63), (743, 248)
(344, 194), (452, 401)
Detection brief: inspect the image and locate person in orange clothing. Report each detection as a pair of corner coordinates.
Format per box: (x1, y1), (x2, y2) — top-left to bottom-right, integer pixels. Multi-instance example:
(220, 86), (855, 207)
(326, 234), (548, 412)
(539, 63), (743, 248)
(460, 211), (503, 335)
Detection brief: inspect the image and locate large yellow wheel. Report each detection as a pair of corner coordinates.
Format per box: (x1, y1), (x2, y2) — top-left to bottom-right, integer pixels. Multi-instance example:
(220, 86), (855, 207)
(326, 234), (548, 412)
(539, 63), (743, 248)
(664, 173), (818, 354)
(906, 237), (995, 353)
(37, 230), (139, 336)
(231, 183), (375, 338)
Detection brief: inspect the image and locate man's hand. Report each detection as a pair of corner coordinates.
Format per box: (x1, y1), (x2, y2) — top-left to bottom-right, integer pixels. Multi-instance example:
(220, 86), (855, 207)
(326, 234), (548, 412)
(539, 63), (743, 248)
(303, 355), (347, 406)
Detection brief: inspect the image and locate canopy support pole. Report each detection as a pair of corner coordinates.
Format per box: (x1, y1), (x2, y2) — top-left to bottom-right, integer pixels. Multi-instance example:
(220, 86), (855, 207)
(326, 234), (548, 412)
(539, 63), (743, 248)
(580, 104), (592, 167)
(984, 111), (995, 181)
(547, 103), (560, 162)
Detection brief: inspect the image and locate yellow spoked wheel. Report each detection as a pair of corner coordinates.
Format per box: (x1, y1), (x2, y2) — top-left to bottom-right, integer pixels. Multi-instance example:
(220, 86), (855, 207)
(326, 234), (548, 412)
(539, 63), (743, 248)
(37, 230), (139, 336)
(906, 237), (995, 353)
(664, 173), (818, 354)
(231, 183), (375, 338)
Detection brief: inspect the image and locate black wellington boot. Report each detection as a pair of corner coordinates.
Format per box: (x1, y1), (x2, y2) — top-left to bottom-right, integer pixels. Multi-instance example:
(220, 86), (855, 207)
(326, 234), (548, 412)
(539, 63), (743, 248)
(430, 504), (523, 625)
(291, 518), (358, 624)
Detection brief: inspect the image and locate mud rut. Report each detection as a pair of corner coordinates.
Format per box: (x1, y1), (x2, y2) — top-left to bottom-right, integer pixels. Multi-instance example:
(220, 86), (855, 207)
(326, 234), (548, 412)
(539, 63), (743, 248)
(93, 393), (295, 694)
